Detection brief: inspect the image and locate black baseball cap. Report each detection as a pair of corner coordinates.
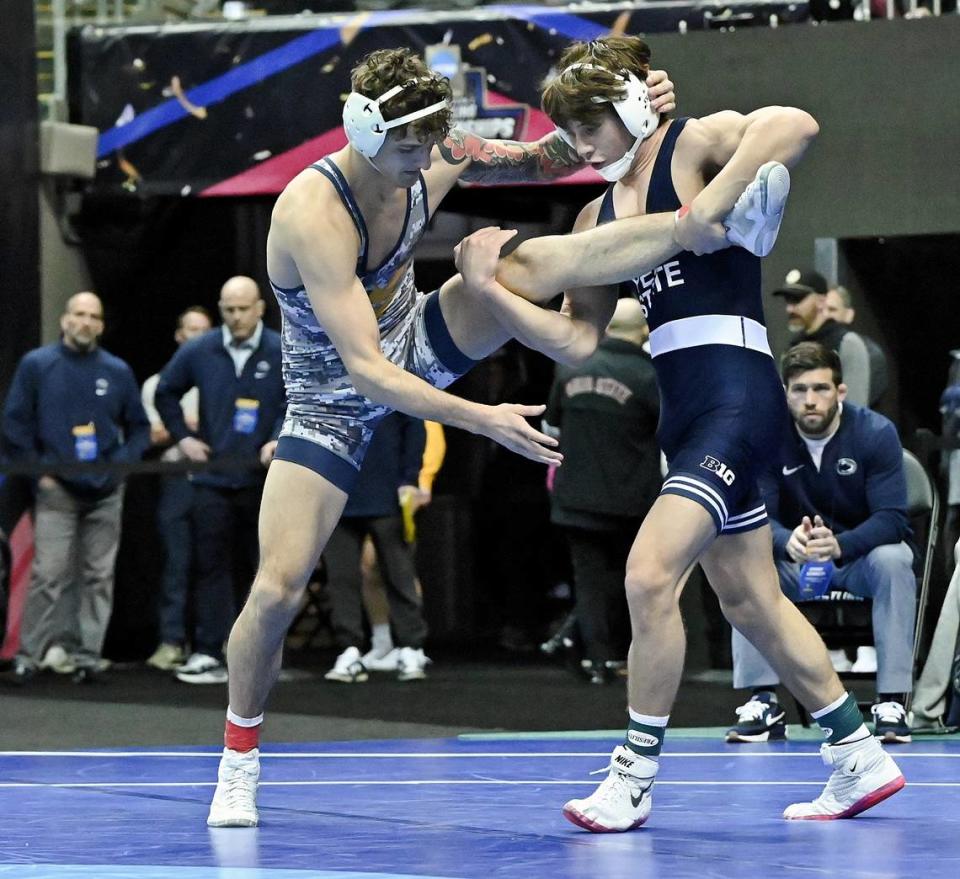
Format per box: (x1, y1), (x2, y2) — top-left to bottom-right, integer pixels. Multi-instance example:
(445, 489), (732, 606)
(773, 269), (828, 299)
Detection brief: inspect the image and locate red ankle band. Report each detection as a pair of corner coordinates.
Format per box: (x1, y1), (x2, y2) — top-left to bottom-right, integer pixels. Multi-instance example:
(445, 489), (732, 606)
(225, 719), (261, 753)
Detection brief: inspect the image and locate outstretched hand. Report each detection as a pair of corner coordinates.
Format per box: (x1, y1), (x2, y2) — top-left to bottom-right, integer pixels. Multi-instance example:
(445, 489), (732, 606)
(454, 226), (518, 293)
(479, 402), (563, 466)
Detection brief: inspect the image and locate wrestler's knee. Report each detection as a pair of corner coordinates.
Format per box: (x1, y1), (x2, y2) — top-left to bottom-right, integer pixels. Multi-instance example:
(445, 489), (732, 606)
(248, 560), (310, 623)
(624, 556), (676, 621)
(721, 588), (790, 644)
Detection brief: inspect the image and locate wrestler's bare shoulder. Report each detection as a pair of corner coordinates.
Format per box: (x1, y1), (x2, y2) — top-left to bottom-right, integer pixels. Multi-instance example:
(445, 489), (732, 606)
(573, 193), (605, 233)
(271, 166), (359, 248)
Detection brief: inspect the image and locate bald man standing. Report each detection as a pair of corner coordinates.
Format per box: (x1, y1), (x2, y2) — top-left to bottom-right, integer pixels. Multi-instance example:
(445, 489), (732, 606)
(155, 277), (285, 684)
(2, 292), (150, 682)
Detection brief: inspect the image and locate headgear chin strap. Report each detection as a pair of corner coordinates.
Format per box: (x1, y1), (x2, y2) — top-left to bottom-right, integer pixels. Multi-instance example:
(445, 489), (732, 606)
(556, 63), (660, 182)
(343, 80), (448, 159)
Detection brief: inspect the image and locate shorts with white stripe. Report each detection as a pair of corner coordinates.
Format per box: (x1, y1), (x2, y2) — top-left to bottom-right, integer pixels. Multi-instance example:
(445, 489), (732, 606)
(660, 448), (768, 536)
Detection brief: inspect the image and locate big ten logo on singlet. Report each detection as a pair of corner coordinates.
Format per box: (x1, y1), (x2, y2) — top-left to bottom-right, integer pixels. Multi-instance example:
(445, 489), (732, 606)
(628, 259), (685, 317)
(699, 455), (736, 486)
(564, 375), (633, 405)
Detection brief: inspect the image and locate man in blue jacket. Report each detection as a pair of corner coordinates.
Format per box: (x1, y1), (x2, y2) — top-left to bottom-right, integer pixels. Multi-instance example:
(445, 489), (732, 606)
(2, 292), (150, 680)
(727, 342), (915, 744)
(154, 276), (285, 684)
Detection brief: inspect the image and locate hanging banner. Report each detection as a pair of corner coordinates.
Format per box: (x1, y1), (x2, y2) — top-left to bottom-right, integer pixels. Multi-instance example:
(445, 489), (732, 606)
(70, 2), (807, 196)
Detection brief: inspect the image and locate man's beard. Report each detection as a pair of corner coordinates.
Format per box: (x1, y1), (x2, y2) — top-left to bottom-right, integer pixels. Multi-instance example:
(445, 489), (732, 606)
(800, 400), (839, 436)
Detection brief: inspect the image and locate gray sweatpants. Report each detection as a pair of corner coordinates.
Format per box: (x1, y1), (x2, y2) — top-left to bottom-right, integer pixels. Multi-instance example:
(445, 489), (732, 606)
(732, 542), (916, 695)
(18, 480), (124, 663)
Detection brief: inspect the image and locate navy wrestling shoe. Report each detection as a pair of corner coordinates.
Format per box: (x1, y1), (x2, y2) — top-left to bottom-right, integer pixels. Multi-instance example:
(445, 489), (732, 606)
(726, 691), (789, 743)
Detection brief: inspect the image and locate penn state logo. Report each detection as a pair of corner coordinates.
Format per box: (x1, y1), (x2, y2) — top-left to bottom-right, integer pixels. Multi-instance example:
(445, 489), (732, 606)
(95, 377), (109, 397)
(836, 458), (858, 476)
(700, 455), (736, 486)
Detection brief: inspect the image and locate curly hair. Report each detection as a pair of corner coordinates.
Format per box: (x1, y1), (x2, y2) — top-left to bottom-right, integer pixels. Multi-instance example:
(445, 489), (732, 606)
(541, 36), (652, 130)
(350, 48), (453, 142)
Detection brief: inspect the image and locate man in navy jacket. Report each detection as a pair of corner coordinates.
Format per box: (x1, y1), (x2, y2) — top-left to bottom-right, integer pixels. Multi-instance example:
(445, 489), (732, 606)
(2, 292), (150, 679)
(727, 342), (915, 744)
(154, 277), (285, 684)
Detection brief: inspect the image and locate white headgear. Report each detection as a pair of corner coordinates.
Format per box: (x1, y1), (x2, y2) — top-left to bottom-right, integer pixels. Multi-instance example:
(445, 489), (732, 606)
(556, 63), (659, 182)
(343, 79), (449, 159)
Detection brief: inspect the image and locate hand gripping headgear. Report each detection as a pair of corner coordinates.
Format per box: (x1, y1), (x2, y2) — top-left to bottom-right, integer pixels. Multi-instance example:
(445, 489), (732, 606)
(555, 63), (659, 182)
(343, 79), (449, 159)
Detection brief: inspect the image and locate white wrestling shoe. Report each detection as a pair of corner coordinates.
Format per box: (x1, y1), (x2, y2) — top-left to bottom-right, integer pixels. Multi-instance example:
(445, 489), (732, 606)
(723, 161), (791, 257)
(783, 735), (905, 820)
(207, 747), (260, 827)
(563, 744), (658, 832)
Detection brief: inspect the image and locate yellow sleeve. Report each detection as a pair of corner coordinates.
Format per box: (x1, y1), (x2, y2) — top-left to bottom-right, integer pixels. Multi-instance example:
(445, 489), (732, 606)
(419, 421), (447, 493)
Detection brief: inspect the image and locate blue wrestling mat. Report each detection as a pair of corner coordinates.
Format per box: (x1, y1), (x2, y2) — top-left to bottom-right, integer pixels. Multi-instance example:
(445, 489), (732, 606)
(1, 735), (958, 879)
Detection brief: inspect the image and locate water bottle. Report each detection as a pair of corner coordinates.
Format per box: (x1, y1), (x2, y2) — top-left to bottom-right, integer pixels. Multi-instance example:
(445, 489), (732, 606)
(798, 559), (834, 599)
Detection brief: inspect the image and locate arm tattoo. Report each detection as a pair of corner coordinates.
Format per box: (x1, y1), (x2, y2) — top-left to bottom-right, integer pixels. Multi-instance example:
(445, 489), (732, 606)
(439, 127), (583, 184)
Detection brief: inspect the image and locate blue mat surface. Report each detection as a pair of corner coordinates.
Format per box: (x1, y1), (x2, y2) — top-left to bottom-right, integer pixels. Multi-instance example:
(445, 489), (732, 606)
(2, 736), (958, 878)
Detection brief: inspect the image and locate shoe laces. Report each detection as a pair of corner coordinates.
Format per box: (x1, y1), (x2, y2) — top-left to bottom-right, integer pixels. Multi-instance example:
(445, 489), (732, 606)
(222, 762), (257, 809)
(871, 701), (906, 724)
(735, 698), (774, 723)
(587, 762), (648, 808)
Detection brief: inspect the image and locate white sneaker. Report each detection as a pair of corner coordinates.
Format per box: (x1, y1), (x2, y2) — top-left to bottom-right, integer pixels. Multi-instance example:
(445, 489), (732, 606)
(40, 645), (76, 675)
(396, 646), (430, 681)
(828, 648), (854, 673)
(176, 653), (228, 685)
(783, 735), (905, 820)
(723, 161), (790, 257)
(207, 747), (260, 827)
(147, 642), (185, 671)
(851, 646), (878, 673)
(562, 744), (658, 832)
(324, 646), (368, 683)
(361, 646), (401, 672)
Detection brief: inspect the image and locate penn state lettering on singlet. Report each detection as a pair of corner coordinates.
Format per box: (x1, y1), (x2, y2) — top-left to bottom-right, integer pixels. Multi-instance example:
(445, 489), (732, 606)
(596, 118), (764, 333)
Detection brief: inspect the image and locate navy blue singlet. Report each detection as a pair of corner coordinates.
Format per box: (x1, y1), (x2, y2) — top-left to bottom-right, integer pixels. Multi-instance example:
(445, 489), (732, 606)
(597, 118), (790, 534)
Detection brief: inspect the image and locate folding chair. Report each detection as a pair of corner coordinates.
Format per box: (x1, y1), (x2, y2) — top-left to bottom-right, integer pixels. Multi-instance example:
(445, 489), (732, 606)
(794, 448), (940, 723)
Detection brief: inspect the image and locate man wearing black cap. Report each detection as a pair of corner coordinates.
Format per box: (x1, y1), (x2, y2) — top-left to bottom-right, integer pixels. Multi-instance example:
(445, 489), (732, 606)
(773, 269), (887, 408)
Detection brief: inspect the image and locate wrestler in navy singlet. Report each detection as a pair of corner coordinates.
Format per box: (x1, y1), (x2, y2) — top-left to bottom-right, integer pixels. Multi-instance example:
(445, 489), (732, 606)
(269, 157), (475, 493)
(597, 118), (790, 534)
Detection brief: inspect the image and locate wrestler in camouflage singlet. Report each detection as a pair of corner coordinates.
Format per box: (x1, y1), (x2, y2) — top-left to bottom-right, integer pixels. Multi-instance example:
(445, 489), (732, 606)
(270, 157), (475, 492)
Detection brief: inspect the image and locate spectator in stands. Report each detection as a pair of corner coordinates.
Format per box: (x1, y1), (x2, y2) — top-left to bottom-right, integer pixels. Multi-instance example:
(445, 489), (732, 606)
(543, 299), (660, 683)
(154, 277), (284, 684)
(323, 412), (430, 682)
(726, 342), (916, 745)
(2, 292), (150, 681)
(773, 269), (888, 408)
(141, 305), (213, 671)
(823, 285), (855, 326)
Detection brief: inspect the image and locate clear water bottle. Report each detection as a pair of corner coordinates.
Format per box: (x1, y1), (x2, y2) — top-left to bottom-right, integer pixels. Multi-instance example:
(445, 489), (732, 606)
(798, 559), (834, 599)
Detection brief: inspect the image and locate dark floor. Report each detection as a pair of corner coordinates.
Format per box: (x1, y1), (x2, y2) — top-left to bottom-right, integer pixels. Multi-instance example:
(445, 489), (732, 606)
(0, 646), (885, 750)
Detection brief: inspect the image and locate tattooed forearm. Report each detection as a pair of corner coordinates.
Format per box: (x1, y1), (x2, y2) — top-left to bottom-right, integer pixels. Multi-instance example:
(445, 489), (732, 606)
(439, 127), (583, 184)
